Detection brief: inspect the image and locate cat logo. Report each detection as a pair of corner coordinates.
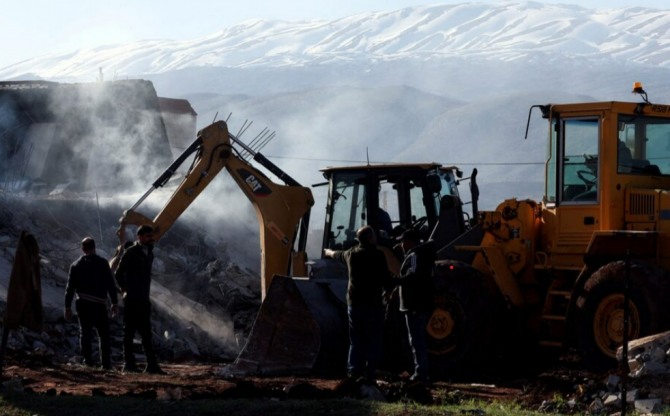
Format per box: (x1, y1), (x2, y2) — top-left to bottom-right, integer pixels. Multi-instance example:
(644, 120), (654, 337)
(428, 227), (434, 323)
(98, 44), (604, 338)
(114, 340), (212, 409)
(238, 168), (272, 196)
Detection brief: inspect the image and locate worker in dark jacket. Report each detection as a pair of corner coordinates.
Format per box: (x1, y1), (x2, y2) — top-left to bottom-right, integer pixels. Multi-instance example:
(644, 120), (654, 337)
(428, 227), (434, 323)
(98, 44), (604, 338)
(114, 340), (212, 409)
(114, 225), (164, 374)
(64, 237), (118, 370)
(324, 225), (391, 382)
(395, 229), (436, 383)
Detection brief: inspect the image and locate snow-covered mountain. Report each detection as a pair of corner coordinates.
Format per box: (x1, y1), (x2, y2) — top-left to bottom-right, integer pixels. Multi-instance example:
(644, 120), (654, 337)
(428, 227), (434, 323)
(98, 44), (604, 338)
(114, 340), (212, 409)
(3, 2), (670, 80)
(3, 1), (670, 214)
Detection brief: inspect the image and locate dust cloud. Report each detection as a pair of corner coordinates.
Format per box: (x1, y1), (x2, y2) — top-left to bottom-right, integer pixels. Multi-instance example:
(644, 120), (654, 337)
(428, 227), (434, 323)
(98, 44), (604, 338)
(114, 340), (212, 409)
(0, 81), (264, 357)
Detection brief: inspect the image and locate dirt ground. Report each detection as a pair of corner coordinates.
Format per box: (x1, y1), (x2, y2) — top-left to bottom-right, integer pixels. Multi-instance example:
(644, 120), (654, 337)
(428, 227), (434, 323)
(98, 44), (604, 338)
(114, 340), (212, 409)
(0, 353), (611, 412)
(0, 361), (529, 406)
(4, 350), (670, 416)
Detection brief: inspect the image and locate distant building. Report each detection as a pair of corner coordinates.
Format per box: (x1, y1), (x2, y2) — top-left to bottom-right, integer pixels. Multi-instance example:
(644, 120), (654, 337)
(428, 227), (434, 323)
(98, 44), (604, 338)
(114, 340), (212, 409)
(0, 80), (196, 194)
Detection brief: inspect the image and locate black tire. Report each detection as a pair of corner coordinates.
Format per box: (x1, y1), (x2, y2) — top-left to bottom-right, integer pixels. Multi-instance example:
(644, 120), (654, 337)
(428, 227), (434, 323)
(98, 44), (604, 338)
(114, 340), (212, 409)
(574, 261), (670, 370)
(428, 260), (507, 378)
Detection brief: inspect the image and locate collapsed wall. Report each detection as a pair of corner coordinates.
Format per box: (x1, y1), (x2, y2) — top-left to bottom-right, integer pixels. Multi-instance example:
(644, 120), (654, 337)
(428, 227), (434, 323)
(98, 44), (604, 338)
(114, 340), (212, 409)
(0, 80), (195, 194)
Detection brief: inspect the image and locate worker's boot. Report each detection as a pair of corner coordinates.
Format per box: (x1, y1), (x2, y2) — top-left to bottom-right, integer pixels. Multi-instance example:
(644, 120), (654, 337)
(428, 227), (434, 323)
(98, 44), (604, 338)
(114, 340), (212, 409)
(143, 336), (165, 374)
(144, 363), (166, 375)
(122, 355), (139, 373)
(144, 352), (165, 374)
(123, 363), (140, 373)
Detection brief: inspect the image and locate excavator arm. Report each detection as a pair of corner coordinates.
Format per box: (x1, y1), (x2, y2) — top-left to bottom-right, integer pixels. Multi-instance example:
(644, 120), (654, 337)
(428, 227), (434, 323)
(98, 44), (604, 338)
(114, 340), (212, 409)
(113, 121), (314, 298)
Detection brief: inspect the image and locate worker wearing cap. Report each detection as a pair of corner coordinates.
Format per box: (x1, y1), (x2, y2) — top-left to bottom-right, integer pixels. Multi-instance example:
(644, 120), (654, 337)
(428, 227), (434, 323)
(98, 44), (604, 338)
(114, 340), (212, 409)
(114, 224), (164, 375)
(395, 229), (436, 384)
(65, 237), (119, 370)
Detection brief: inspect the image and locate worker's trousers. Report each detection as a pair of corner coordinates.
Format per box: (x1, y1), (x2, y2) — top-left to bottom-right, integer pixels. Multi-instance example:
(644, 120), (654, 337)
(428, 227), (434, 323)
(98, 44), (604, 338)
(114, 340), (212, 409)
(404, 310), (429, 382)
(347, 305), (385, 381)
(75, 299), (111, 368)
(122, 298), (157, 367)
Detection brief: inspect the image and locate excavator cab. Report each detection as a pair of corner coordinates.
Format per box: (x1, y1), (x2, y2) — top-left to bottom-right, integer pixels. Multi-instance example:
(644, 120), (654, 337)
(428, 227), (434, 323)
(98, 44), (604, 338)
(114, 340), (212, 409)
(321, 163), (470, 254)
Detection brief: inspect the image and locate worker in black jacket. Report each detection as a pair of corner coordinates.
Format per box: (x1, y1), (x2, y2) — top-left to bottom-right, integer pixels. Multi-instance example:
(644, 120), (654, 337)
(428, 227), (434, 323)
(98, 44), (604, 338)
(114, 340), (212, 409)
(324, 225), (392, 383)
(114, 225), (164, 374)
(395, 229), (436, 384)
(64, 237), (118, 370)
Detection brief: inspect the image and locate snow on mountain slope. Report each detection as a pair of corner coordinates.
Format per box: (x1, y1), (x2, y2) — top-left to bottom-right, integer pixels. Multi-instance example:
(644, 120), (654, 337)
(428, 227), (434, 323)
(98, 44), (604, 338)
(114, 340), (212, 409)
(2, 2), (670, 81)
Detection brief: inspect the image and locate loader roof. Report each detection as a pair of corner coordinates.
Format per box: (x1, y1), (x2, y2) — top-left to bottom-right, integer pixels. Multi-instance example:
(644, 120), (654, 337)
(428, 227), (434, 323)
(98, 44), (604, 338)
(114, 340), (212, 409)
(540, 100), (670, 117)
(320, 162), (459, 174)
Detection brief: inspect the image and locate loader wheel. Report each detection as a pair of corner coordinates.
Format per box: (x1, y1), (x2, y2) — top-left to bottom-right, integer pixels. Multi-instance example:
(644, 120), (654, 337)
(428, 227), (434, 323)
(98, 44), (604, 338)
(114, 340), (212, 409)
(574, 261), (670, 370)
(428, 261), (506, 378)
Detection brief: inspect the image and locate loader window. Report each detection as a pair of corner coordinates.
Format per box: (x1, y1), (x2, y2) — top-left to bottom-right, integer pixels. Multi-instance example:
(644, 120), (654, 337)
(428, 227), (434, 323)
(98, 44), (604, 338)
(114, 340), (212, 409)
(409, 182), (428, 228)
(558, 118), (599, 204)
(434, 169), (459, 212)
(327, 173), (367, 249)
(618, 115), (670, 175)
(378, 181), (399, 236)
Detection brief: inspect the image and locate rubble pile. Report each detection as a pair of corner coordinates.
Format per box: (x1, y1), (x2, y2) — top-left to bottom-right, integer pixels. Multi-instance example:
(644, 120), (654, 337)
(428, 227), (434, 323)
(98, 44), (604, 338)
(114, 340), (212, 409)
(528, 332), (670, 415)
(619, 330), (670, 378)
(0, 193), (261, 367)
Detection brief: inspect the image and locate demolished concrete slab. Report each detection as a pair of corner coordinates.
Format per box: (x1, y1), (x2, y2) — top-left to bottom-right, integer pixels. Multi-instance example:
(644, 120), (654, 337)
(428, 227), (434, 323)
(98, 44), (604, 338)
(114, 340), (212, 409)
(0, 80), (195, 194)
(617, 331), (670, 377)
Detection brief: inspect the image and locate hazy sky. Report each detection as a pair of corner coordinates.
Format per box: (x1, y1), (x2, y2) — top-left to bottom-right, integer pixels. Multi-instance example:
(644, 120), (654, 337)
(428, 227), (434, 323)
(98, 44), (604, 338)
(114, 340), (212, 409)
(2, 0), (668, 68)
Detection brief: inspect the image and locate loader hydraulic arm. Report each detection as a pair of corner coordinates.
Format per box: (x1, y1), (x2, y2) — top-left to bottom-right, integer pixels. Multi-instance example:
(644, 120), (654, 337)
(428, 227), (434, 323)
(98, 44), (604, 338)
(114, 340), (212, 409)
(115, 121), (314, 298)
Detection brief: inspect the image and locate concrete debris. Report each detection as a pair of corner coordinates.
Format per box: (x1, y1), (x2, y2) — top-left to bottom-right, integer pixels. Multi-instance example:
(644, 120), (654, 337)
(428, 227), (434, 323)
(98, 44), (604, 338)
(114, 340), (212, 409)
(605, 374), (620, 391)
(603, 393), (621, 407)
(588, 397), (604, 412)
(635, 398), (663, 414)
(573, 330), (670, 414)
(617, 331), (670, 378)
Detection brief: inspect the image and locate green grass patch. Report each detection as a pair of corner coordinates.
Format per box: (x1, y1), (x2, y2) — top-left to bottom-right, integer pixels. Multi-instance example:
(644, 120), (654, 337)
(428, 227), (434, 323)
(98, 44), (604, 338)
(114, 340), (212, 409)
(0, 391), (565, 416)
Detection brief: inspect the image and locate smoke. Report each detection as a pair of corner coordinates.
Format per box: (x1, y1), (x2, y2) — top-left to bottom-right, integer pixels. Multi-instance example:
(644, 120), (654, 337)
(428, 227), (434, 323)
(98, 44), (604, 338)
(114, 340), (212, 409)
(187, 87), (460, 259)
(44, 81), (173, 192)
(0, 82), (268, 355)
(150, 280), (239, 353)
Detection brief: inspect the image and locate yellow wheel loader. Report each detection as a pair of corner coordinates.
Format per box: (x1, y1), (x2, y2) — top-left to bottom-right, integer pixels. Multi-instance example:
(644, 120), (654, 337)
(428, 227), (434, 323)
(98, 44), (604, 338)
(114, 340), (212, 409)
(431, 83), (670, 375)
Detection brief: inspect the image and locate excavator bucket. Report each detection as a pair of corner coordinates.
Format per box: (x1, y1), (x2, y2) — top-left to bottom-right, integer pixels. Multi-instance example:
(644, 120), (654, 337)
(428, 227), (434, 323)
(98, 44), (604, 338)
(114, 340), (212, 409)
(224, 274), (348, 377)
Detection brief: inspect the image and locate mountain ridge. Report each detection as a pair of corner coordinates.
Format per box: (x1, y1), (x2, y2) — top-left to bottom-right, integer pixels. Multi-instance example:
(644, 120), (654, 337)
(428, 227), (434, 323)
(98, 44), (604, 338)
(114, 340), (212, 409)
(3, 2), (670, 81)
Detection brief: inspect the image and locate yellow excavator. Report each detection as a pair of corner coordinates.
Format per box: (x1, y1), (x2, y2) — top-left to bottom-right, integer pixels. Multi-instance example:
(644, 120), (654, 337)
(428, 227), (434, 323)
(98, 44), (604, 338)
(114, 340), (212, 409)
(112, 119), (478, 376)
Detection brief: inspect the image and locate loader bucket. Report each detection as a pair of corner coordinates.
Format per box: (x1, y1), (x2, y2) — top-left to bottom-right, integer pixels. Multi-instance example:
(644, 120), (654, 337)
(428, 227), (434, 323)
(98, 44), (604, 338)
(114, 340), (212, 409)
(224, 274), (348, 377)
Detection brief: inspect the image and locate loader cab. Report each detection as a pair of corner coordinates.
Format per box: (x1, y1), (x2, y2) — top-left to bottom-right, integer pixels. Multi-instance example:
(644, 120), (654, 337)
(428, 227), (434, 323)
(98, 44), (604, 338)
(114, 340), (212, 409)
(539, 98), (670, 268)
(320, 164), (463, 252)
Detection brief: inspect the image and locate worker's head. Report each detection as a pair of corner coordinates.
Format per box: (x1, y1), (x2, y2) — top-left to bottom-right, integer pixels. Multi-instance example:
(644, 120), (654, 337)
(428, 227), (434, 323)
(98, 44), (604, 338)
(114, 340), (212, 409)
(81, 237), (96, 254)
(398, 229), (421, 253)
(137, 225), (155, 247)
(356, 225), (377, 245)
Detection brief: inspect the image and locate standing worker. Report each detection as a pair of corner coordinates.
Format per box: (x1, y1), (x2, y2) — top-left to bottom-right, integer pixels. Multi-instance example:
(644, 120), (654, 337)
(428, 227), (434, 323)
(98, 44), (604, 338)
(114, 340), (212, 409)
(64, 237), (118, 370)
(324, 225), (391, 383)
(395, 229), (436, 384)
(114, 225), (165, 374)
